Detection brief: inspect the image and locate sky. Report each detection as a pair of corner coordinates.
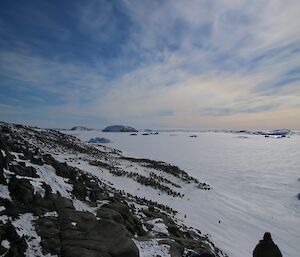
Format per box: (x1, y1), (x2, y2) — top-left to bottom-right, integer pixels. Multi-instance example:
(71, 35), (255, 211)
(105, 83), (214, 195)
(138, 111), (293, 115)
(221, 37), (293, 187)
(0, 0), (300, 130)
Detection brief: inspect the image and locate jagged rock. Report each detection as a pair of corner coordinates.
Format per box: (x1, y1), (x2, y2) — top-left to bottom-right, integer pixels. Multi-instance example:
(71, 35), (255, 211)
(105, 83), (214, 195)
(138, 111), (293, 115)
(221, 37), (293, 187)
(159, 239), (184, 257)
(89, 188), (105, 202)
(9, 164), (38, 178)
(8, 177), (34, 205)
(0, 221), (27, 257)
(35, 217), (61, 255)
(173, 237), (214, 256)
(61, 219), (139, 257)
(30, 156), (43, 165)
(0, 199), (19, 218)
(36, 196), (139, 257)
(104, 202), (146, 236)
(97, 207), (124, 223)
(0, 151), (7, 184)
(200, 253), (215, 257)
(168, 224), (183, 238)
(72, 182), (88, 201)
(43, 155), (72, 178)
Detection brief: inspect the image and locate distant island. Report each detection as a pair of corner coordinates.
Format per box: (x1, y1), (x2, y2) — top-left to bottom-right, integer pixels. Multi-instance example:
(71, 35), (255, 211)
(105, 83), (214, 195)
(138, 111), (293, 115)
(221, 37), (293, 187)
(88, 137), (111, 143)
(103, 125), (138, 132)
(70, 126), (92, 131)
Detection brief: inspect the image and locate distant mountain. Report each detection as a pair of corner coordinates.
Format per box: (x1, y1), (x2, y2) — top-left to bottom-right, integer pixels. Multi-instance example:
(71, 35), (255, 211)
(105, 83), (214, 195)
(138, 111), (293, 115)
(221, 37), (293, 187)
(103, 125), (138, 132)
(70, 126), (91, 131)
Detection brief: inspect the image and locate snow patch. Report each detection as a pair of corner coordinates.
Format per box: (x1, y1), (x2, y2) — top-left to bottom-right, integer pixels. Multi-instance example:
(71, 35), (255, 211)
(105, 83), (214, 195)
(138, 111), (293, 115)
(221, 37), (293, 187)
(12, 213), (57, 257)
(1, 239), (10, 249)
(43, 211), (58, 218)
(0, 215), (10, 224)
(0, 184), (11, 200)
(146, 218), (169, 235)
(1, 149), (6, 157)
(72, 199), (97, 214)
(0, 215), (9, 224)
(134, 239), (171, 257)
(34, 164), (72, 198)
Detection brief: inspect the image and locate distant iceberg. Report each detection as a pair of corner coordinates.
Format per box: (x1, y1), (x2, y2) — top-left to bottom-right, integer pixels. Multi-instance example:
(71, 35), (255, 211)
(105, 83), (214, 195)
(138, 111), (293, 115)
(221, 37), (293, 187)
(71, 126), (92, 131)
(88, 137), (111, 144)
(103, 125), (138, 132)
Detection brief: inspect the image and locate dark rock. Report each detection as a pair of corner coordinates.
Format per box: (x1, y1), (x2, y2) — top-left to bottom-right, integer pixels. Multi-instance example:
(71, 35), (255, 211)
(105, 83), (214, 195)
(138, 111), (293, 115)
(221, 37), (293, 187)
(5, 152), (16, 163)
(200, 253), (215, 257)
(89, 189), (105, 202)
(62, 245), (111, 257)
(43, 155), (71, 178)
(148, 205), (155, 212)
(72, 182), (87, 201)
(8, 177), (34, 204)
(104, 202), (146, 236)
(0, 151), (7, 184)
(9, 164), (38, 178)
(173, 237), (214, 256)
(0, 199), (19, 218)
(30, 156), (43, 165)
(61, 219), (139, 257)
(168, 224), (183, 238)
(159, 239), (184, 257)
(97, 207), (124, 223)
(0, 221), (27, 257)
(35, 217), (60, 256)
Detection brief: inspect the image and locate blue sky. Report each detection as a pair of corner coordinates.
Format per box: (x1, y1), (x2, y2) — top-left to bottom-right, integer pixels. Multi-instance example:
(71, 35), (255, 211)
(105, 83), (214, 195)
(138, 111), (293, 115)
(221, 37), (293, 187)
(0, 0), (300, 129)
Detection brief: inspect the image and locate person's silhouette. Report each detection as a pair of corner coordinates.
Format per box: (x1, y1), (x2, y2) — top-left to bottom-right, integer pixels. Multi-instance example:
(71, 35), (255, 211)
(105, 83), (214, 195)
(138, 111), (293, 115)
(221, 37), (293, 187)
(253, 232), (282, 257)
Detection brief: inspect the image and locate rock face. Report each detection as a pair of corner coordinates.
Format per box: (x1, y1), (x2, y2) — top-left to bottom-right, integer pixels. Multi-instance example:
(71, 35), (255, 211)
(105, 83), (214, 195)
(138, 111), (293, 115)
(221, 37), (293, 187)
(0, 121), (226, 257)
(103, 125), (138, 132)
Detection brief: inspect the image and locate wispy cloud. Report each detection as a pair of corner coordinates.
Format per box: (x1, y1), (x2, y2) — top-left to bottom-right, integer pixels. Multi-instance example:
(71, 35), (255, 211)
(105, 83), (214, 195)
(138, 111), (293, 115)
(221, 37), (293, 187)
(0, 0), (299, 129)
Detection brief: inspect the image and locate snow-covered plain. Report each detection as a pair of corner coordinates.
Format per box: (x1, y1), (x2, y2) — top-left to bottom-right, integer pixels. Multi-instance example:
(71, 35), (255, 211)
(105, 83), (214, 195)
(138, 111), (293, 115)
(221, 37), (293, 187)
(64, 130), (300, 257)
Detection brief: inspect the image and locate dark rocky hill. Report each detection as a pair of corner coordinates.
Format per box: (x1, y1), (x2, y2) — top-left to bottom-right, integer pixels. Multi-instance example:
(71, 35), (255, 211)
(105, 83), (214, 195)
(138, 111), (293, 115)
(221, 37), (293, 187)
(0, 121), (227, 257)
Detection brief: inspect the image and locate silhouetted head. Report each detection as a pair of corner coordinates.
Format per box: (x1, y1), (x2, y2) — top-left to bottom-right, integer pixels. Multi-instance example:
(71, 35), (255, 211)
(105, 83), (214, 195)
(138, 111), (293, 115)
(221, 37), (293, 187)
(263, 232), (272, 241)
